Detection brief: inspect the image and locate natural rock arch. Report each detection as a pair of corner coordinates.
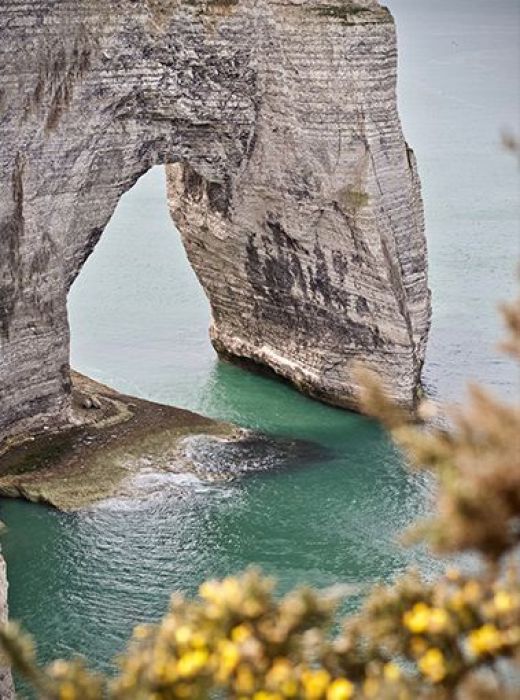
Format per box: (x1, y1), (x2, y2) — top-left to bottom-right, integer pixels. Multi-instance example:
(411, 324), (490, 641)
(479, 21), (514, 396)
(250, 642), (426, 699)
(0, 0), (430, 443)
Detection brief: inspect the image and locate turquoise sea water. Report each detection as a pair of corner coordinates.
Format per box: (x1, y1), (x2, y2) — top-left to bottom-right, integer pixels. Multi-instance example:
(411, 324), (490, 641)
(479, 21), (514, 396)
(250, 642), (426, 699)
(1, 0), (519, 680)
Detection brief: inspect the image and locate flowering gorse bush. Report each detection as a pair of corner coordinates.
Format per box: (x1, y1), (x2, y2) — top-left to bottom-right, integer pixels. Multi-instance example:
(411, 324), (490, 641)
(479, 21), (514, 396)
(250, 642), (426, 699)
(1, 296), (519, 699)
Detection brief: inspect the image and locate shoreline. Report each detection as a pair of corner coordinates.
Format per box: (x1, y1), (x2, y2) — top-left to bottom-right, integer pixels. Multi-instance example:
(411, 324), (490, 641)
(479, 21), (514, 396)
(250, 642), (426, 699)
(0, 372), (243, 511)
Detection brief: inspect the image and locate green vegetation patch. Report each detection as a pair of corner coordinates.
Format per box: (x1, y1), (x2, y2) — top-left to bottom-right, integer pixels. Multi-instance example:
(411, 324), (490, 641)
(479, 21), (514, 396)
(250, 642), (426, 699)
(345, 188), (369, 210)
(339, 185), (370, 213)
(206, 0), (239, 7)
(311, 2), (393, 26)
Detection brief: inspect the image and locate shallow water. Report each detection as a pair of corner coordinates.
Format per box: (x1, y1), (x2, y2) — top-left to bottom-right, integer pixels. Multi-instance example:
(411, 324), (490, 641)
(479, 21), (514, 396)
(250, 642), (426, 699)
(1, 0), (519, 678)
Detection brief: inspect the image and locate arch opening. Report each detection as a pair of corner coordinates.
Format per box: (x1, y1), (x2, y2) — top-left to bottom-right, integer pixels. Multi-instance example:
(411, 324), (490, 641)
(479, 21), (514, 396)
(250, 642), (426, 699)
(67, 166), (216, 409)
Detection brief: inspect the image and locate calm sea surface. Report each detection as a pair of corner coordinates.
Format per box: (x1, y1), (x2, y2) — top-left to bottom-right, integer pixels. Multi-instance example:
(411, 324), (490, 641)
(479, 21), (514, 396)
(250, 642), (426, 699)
(1, 0), (519, 677)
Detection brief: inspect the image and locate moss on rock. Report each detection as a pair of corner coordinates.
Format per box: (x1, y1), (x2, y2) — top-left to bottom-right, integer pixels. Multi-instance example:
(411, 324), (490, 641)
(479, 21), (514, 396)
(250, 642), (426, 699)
(312, 3), (393, 26)
(0, 373), (241, 511)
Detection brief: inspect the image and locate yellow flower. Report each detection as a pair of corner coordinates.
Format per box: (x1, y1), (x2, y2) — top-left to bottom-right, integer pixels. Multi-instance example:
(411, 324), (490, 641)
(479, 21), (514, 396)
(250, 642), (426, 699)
(404, 602), (451, 635)
(199, 580), (219, 601)
(254, 692), (283, 700)
(281, 678), (299, 697)
(418, 648), (447, 683)
(301, 668), (330, 699)
(383, 662), (400, 682)
(222, 578), (242, 604)
(59, 683), (76, 700)
(403, 602), (431, 634)
(266, 658), (293, 687)
(468, 624), (503, 657)
(231, 624), (252, 644)
(174, 625), (192, 645)
(448, 590), (465, 612)
(235, 664), (256, 694)
(218, 640), (240, 674)
(176, 649), (209, 677)
(326, 677), (354, 700)
(494, 590), (518, 614)
(428, 607), (450, 633)
(192, 633), (208, 651)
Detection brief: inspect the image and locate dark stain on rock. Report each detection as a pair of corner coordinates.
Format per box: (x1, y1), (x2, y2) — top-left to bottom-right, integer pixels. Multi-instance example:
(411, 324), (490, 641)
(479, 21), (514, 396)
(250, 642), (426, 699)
(405, 143), (415, 170)
(60, 362), (72, 394)
(182, 164), (205, 202)
(356, 295), (369, 315)
(36, 29), (93, 132)
(289, 252), (307, 295)
(206, 178), (230, 215)
(266, 213), (308, 254)
(0, 217), (22, 340)
(308, 240), (333, 304)
(245, 215), (312, 310)
(332, 250), (348, 283)
(29, 231), (56, 278)
(68, 226), (104, 289)
(242, 208), (389, 356)
(244, 221), (386, 354)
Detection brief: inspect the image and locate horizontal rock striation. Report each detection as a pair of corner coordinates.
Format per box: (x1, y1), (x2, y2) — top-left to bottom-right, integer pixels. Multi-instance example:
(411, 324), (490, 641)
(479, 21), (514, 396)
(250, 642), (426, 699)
(0, 554), (14, 699)
(168, 0), (431, 409)
(0, 0), (430, 443)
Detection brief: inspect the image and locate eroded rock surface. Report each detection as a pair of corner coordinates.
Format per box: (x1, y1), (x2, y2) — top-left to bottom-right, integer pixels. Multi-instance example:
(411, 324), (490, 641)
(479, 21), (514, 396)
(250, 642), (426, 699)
(0, 373), (244, 510)
(0, 0), (430, 443)
(0, 373), (329, 511)
(0, 554), (14, 700)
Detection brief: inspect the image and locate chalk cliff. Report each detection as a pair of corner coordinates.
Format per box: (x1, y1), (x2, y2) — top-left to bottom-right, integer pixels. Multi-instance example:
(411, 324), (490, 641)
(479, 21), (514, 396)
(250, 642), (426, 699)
(0, 0), (430, 443)
(0, 554), (14, 699)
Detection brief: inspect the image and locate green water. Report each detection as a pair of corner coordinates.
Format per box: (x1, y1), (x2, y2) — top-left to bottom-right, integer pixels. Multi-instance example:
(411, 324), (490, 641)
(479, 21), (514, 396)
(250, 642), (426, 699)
(1, 0), (519, 679)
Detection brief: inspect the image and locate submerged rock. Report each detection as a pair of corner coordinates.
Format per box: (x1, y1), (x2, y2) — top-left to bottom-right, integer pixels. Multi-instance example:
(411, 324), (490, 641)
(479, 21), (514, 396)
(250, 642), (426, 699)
(182, 433), (328, 480)
(0, 0), (430, 445)
(89, 434), (330, 511)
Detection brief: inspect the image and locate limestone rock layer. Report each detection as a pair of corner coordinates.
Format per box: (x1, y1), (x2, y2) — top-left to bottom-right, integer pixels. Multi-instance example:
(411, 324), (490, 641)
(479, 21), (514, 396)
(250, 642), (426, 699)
(0, 0), (430, 442)
(0, 554), (14, 699)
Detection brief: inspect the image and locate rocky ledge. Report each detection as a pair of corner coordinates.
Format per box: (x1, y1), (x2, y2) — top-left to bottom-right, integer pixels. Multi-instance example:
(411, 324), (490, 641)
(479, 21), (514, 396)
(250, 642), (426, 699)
(0, 372), (242, 510)
(0, 372), (326, 511)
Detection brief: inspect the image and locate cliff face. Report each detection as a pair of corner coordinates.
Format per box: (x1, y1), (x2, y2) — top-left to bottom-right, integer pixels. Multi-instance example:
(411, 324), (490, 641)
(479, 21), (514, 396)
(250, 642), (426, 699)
(0, 0), (430, 442)
(0, 555), (14, 699)
(167, 0), (431, 408)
